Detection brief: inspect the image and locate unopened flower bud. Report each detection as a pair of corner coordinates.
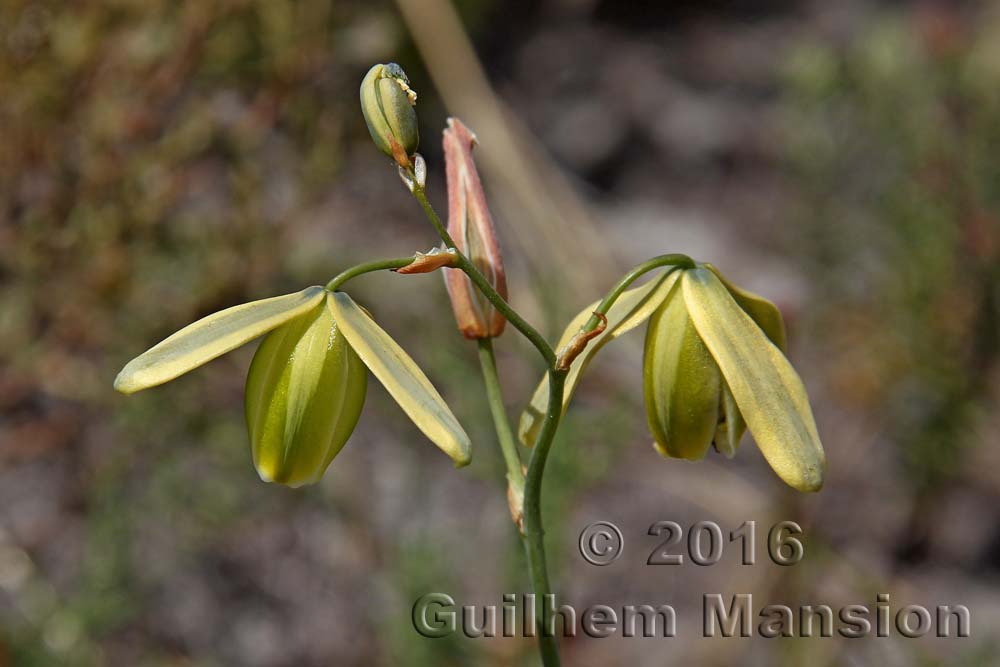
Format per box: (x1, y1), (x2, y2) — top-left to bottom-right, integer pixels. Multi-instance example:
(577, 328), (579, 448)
(442, 117), (507, 338)
(245, 295), (367, 487)
(360, 63), (420, 168)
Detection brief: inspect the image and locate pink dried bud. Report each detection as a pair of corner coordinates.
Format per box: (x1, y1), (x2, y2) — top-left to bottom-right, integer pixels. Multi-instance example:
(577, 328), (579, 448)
(442, 118), (507, 339)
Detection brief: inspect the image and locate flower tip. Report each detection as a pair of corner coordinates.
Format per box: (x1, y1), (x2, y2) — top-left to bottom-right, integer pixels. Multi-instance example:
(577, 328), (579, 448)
(791, 462), (825, 493)
(804, 479), (824, 493)
(113, 366), (145, 395)
(447, 434), (473, 468)
(772, 451), (825, 492)
(444, 116), (478, 145)
(254, 460), (317, 488)
(651, 440), (709, 462)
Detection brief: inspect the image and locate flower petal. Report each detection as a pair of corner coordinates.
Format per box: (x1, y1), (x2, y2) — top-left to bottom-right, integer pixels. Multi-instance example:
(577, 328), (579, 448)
(246, 296), (367, 487)
(518, 269), (681, 447)
(328, 292), (471, 466)
(682, 268), (824, 492)
(114, 286), (326, 394)
(713, 380), (745, 459)
(704, 263), (787, 351)
(644, 280), (721, 461)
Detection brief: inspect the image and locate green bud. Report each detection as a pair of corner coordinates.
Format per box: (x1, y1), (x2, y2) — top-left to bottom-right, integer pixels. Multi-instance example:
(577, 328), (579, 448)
(245, 294), (367, 487)
(360, 63), (419, 167)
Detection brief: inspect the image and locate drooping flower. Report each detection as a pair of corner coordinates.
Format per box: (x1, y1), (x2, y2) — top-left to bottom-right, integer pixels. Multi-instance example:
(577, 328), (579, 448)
(643, 278), (725, 462)
(115, 287), (471, 486)
(519, 264), (824, 492)
(442, 117), (508, 339)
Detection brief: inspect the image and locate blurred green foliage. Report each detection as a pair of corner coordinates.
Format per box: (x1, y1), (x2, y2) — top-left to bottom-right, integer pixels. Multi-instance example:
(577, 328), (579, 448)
(0, 1), (409, 664)
(783, 6), (999, 500)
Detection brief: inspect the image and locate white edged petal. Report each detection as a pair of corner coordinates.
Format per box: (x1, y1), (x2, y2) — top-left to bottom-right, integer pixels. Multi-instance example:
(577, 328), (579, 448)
(328, 292), (471, 466)
(682, 268), (824, 492)
(115, 286), (326, 394)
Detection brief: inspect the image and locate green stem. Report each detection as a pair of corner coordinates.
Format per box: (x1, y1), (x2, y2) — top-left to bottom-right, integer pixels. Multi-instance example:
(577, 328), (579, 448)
(407, 182), (694, 666)
(477, 339), (525, 500)
(521, 368), (566, 666)
(410, 184), (556, 367)
(580, 253), (695, 334)
(406, 179), (564, 665)
(512, 256), (692, 662)
(324, 257), (415, 291)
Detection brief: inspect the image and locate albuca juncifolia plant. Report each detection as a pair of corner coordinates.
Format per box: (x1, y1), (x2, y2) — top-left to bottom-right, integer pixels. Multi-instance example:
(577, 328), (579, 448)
(115, 63), (825, 666)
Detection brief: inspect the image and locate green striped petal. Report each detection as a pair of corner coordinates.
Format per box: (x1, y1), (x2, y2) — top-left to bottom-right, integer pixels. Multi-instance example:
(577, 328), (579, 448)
(360, 65), (393, 156)
(701, 264), (783, 455)
(246, 294), (367, 487)
(682, 268), (824, 492)
(704, 264), (787, 351)
(644, 280), (721, 461)
(114, 286), (327, 394)
(518, 269), (681, 447)
(328, 292), (471, 466)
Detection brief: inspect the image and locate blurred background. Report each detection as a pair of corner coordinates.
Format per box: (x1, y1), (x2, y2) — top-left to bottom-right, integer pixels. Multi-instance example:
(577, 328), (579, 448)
(1, 0), (998, 665)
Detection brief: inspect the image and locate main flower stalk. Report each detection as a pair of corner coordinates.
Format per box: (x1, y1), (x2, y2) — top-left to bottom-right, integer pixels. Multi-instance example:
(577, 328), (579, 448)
(405, 170), (566, 665)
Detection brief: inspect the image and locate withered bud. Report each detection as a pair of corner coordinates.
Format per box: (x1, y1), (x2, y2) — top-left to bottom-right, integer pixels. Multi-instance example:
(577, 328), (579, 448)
(396, 247), (460, 274)
(442, 118), (507, 339)
(555, 312), (608, 370)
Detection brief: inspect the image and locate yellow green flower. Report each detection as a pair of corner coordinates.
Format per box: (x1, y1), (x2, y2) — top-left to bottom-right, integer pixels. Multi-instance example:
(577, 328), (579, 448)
(245, 298), (367, 487)
(519, 265), (824, 492)
(115, 287), (471, 486)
